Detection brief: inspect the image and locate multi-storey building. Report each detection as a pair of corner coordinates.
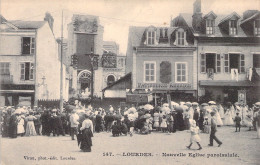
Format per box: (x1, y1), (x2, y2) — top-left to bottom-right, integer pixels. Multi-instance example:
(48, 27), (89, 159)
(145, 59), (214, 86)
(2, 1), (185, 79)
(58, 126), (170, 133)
(67, 14), (104, 98)
(0, 15), (68, 107)
(171, 0), (260, 104)
(126, 25), (197, 104)
(103, 41), (119, 54)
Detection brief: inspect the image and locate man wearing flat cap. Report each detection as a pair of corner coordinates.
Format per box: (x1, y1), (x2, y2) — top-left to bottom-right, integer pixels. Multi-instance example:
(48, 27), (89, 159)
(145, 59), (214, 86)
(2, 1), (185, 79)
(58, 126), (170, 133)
(208, 111), (222, 147)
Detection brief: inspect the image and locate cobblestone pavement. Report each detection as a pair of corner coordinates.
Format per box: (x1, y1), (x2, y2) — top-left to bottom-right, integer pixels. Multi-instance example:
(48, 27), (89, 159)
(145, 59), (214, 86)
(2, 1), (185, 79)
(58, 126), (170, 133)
(1, 126), (260, 165)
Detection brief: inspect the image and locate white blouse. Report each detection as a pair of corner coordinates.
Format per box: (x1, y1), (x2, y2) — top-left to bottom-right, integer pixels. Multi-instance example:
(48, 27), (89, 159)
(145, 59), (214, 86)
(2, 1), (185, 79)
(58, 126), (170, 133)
(80, 119), (93, 133)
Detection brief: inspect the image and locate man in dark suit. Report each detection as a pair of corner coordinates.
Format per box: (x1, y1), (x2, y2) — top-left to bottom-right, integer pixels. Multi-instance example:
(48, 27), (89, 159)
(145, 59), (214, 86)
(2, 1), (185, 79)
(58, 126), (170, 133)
(209, 111), (222, 147)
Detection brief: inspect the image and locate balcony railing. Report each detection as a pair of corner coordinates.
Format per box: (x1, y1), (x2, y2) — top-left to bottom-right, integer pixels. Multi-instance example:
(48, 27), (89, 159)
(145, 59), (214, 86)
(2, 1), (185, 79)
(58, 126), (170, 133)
(0, 74), (13, 84)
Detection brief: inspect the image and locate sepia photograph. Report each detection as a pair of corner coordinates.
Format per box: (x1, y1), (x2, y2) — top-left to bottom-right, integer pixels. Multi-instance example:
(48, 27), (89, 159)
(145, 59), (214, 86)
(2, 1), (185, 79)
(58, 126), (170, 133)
(0, 0), (260, 164)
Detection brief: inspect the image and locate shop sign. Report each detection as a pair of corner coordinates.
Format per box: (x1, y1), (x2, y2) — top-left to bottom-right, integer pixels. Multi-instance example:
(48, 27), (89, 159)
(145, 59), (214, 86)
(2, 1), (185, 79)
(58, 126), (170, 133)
(1, 84), (35, 90)
(137, 83), (192, 90)
(126, 93), (153, 103)
(238, 90), (246, 105)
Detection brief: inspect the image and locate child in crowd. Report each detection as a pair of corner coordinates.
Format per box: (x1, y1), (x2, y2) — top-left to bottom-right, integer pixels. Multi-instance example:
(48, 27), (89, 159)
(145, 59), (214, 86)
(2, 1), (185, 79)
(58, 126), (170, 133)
(111, 121), (120, 137)
(234, 113), (242, 132)
(160, 115), (167, 132)
(186, 120), (202, 150)
(203, 117), (210, 134)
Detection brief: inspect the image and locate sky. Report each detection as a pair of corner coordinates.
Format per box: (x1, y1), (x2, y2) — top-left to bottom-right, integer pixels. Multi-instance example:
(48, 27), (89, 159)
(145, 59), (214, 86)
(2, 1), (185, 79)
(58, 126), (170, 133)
(1, 0), (259, 54)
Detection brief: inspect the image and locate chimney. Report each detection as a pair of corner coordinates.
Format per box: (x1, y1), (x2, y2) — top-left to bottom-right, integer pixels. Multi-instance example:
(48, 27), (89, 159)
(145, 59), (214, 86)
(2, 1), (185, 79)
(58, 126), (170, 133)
(44, 12), (54, 32)
(192, 0), (202, 32)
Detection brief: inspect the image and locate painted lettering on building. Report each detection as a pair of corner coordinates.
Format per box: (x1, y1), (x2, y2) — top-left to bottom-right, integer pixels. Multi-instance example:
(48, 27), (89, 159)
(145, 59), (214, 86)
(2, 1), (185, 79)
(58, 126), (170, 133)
(137, 83), (192, 90)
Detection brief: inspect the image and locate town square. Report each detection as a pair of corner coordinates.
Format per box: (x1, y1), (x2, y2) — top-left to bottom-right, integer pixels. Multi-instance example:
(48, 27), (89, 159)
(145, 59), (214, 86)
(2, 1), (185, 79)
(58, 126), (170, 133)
(0, 0), (260, 164)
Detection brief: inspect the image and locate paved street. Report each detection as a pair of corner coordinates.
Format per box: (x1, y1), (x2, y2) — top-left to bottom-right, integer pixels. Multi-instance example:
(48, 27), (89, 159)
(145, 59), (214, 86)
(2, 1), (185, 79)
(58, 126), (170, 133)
(1, 126), (260, 165)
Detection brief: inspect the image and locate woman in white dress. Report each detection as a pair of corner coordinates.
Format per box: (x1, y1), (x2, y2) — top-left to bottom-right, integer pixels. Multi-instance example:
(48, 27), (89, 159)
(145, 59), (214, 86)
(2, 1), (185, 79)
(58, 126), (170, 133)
(17, 114), (25, 136)
(153, 111), (160, 131)
(224, 108), (234, 126)
(160, 115), (167, 132)
(218, 105), (225, 120)
(211, 106), (223, 126)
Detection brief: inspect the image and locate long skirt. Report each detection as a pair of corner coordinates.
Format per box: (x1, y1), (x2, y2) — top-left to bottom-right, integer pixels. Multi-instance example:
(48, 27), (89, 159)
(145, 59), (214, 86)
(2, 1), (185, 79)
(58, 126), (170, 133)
(153, 121), (159, 128)
(80, 128), (93, 152)
(168, 122), (174, 132)
(17, 124), (25, 134)
(25, 121), (37, 136)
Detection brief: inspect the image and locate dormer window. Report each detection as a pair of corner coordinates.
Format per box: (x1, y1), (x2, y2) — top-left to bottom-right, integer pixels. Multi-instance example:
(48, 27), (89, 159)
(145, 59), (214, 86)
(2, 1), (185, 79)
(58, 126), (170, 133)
(174, 28), (187, 46)
(206, 19), (214, 35)
(229, 20), (237, 35)
(147, 30), (155, 45)
(254, 19), (260, 35)
(177, 31), (184, 45)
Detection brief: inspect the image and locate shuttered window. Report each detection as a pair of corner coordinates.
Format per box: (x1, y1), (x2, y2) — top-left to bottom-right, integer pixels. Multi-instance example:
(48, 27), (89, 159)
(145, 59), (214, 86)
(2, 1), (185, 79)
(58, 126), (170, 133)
(201, 53), (206, 73)
(224, 54), (229, 73)
(21, 63), (25, 80)
(240, 54), (245, 73)
(20, 62), (34, 80)
(216, 54), (221, 73)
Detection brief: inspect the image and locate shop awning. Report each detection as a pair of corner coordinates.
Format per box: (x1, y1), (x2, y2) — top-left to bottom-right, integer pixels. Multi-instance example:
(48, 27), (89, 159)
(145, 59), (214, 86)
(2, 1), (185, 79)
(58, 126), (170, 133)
(199, 80), (260, 87)
(0, 90), (35, 93)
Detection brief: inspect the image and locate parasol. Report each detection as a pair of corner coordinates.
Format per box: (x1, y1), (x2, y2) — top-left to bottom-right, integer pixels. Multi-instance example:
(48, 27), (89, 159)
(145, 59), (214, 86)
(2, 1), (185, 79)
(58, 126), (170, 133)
(201, 103), (209, 106)
(161, 106), (171, 114)
(128, 107), (137, 113)
(208, 101), (216, 105)
(255, 102), (260, 106)
(162, 103), (169, 107)
(144, 104), (154, 110)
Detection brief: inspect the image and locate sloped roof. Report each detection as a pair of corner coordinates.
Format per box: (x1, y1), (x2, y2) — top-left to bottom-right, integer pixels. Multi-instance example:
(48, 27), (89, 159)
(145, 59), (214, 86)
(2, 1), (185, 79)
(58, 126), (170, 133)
(9, 20), (46, 29)
(218, 12), (241, 25)
(240, 11), (260, 25)
(102, 72), (132, 91)
(177, 12), (248, 37)
(128, 26), (179, 47)
(0, 15), (7, 24)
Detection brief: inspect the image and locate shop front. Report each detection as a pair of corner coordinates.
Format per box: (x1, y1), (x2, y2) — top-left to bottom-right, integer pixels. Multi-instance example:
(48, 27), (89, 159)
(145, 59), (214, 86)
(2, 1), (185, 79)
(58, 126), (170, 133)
(0, 84), (35, 107)
(136, 82), (197, 106)
(199, 80), (260, 105)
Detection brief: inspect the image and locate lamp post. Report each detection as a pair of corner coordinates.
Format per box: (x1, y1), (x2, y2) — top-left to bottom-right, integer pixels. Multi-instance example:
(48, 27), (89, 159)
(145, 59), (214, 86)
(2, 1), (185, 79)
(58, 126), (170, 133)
(86, 52), (97, 100)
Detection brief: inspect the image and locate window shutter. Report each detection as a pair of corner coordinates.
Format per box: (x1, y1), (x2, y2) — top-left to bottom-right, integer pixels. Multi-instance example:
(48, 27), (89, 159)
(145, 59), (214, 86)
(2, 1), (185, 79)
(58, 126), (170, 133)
(240, 54), (245, 73)
(201, 53), (206, 73)
(216, 54), (221, 73)
(21, 37), (24, 54)
(31, 37), (35, 54)
(213, 20), (215, 34)
(224, 54), (229, 73)
(20, 63), (25, 80)
(30, 63), (34, 80)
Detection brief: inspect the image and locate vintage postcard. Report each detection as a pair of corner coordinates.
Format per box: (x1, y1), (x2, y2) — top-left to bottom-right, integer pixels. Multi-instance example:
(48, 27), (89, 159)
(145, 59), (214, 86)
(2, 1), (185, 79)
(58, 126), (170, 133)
(1, 0), (260, 164)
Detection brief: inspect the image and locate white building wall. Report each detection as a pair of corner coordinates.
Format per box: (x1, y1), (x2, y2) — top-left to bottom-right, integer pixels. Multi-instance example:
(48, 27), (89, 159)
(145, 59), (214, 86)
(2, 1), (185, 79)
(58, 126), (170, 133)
(0, 30), (36, 85)
(36, 23), (61, 100)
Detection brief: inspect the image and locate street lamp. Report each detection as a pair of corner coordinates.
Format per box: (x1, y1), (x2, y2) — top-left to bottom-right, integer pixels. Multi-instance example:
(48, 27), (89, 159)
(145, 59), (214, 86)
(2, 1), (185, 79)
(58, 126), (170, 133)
(85, 52), (98, 100)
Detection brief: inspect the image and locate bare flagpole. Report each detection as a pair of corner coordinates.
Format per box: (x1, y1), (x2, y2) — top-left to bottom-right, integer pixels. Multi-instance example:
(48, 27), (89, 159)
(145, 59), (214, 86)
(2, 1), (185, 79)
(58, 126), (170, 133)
(60, 9), (64, 111)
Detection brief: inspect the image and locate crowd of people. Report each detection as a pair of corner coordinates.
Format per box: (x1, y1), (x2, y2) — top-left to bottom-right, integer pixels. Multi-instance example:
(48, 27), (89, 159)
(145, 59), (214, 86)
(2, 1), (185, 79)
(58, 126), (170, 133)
(1, 101), (260, 152)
